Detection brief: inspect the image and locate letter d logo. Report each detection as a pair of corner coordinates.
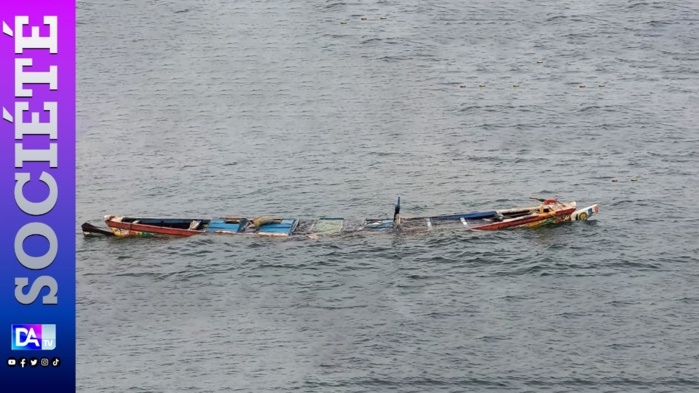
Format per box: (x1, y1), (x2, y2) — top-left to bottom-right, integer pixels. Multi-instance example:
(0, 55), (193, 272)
(11, 324), (42, 350)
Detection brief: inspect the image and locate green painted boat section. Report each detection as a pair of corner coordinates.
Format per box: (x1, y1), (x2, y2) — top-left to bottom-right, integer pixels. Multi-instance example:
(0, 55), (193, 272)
(313, 219), (343, 234)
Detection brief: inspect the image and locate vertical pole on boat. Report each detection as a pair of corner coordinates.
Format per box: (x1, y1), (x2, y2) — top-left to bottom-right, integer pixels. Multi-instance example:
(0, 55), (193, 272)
(393, 196), (401, 228)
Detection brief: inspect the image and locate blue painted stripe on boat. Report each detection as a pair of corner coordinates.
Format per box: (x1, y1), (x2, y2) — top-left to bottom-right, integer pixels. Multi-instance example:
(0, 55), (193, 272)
(258, 219), (297, 234)
(206, 219), (241, 232)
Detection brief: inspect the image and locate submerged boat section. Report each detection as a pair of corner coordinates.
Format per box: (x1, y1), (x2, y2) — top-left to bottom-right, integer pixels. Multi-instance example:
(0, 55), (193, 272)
(82, 199), (600, 239)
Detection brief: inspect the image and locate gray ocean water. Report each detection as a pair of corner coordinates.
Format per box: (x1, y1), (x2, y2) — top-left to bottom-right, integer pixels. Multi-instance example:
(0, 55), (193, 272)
(76, 0), (699, 391)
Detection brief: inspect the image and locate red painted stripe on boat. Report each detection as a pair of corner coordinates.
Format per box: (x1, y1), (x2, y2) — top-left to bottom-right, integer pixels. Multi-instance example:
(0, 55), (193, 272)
(471, 207), (576, 231)
(106, 220), (203, 237)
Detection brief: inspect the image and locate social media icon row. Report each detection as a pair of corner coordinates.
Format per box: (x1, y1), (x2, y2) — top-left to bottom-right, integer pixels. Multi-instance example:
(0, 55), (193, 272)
(7, 357), (60, 368)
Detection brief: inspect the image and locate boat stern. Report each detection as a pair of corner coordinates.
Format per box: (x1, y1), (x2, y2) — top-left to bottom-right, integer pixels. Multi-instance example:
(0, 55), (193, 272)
(570, 204), (599, 221)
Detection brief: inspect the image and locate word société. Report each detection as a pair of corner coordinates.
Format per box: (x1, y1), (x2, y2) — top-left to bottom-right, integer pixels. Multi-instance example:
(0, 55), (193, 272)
(12, 15), (60, 305)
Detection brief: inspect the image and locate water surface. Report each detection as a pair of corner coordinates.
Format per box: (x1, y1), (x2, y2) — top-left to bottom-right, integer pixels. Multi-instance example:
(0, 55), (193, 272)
(77, 1), (699, 391)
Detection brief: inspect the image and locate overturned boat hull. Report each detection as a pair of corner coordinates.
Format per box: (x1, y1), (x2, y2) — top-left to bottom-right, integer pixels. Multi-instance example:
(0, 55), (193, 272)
(84, 200), (599, 239)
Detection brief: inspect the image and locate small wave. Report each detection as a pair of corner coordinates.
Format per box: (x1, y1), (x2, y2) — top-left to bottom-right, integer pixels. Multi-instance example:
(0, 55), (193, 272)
(627, 2), (649, 9)
(545, 15), (567, 23)
(305, 377), (508, 389)
(324, 2), (346, 9)
(360, 38), (383, 45)
(112, 271), (160, 278)
(297, 304), (367, 310)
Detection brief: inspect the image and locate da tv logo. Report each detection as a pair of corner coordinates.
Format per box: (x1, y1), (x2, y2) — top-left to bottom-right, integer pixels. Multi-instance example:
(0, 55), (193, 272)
(11, 325), (56, 350)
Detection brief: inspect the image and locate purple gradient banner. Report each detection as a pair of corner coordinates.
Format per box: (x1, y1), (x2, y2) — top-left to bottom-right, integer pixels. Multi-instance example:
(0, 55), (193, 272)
(0, 1), (75, 391)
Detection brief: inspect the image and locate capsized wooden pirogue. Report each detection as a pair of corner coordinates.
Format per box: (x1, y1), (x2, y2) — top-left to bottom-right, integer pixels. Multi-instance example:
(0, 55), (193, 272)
(81, 198), (599, 238)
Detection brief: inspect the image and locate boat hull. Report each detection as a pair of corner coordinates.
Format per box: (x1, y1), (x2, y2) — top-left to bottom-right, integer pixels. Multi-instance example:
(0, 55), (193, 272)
(92, 200), (599, 238)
